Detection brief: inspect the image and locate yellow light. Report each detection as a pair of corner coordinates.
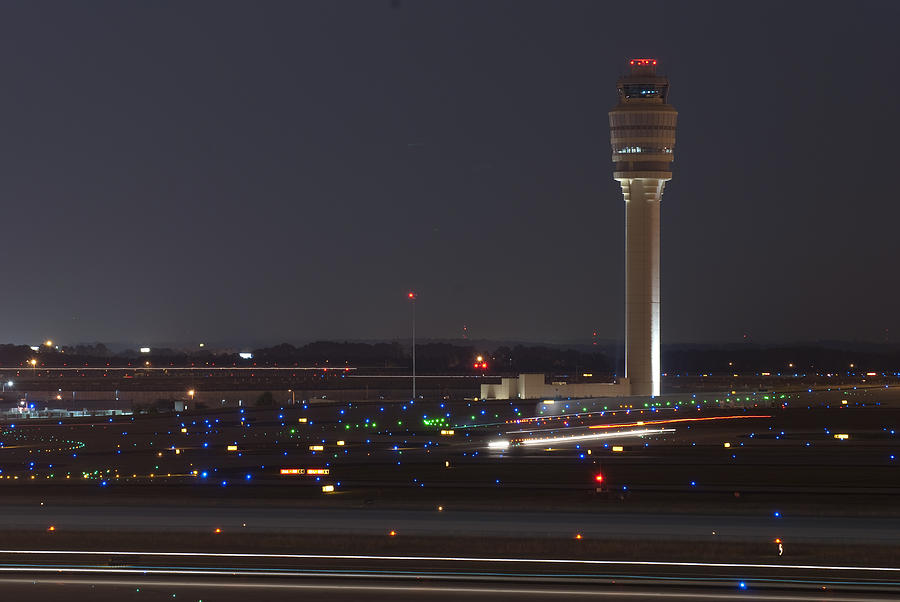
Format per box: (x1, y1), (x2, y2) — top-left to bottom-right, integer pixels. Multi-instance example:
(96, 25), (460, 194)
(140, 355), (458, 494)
(440, 429), (455, 436)
(226, 445), (238, 451)
(574, 533), (583, 540)
(834, 433), (849, 440)
(723, 442), (731, 448)
(306, 468), (329, 475)
(44, 340), (53, 347)
(476, 356), (483, 363)
(298, 417), (308, 423)
(30, 359), (37, 366)
(336, 440), (345, 446)
(543, 400), (555, 405)
(188, 390), (195, 397)
(612, 446), (624, 452)
(437, 506), (443, 511)
(47, 525), (55, 532)
(175, 449), (180, 454)
(582, 373), (593, 377)
(214, 528), (222, 534)
(280, 468), (303, 475)
(321, 484), (335, 493)
(309, 445), (324, 451)
(841, 400), (848, 405)
(180, 428), (187, 433)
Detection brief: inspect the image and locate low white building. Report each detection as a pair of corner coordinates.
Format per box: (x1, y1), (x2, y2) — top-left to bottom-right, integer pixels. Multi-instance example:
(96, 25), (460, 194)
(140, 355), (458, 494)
(481, 373), (631, 400)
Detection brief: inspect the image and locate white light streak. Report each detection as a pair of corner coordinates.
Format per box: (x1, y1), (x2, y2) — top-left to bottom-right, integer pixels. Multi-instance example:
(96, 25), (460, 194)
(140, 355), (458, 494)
(516, 428), (674, 446)
(0, 550), (897, 574)
(0, 577), (870, 600)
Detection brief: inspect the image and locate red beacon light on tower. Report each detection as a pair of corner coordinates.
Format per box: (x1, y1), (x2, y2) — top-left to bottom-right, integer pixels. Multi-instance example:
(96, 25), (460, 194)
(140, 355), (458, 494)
(473, 355), (489, 370)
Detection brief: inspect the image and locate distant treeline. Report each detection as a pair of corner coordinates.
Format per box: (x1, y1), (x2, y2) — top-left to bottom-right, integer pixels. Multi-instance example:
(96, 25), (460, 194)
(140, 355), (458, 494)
(0, 341), (612, 375)
(664, 346), (900, 374)
(0, 341), (897, 374)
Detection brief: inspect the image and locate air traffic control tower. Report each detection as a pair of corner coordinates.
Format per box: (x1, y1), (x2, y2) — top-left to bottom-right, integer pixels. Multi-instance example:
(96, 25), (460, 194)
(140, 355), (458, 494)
(610, 58), (677, 397)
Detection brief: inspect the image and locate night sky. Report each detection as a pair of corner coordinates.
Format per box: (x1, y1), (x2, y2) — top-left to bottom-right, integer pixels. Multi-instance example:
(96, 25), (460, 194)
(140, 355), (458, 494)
(2, 1), (898, 348)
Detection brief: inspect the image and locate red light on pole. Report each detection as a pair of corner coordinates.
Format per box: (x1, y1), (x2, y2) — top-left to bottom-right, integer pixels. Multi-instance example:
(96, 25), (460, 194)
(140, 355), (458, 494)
(594, 473), (604, 483)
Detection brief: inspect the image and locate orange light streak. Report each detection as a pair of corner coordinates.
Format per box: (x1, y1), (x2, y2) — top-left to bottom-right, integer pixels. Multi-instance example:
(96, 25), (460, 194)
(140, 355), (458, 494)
(588, 415), (771, 430)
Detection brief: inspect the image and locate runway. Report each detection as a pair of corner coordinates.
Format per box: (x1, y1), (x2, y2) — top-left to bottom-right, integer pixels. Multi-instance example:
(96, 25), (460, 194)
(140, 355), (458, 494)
(0, 550), (898, 601)
(0, 577), (897, 602)
(3, 503), (900, 544)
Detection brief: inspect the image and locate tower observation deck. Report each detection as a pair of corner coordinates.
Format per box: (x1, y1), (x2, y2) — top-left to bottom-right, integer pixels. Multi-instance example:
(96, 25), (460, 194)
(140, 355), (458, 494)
(609, 58), (677, 397)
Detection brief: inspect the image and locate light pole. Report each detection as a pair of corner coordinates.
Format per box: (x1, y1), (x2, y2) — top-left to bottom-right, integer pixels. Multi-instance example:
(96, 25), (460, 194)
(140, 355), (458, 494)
(407, 291), (416, 401)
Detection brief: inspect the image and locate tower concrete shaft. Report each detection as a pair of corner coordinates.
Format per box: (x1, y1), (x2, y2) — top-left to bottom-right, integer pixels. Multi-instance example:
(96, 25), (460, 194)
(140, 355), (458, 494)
(609, 59), (677, 397)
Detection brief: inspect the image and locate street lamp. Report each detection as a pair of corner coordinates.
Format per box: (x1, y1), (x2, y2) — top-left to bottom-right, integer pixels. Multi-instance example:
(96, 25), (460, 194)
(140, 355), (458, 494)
(407, 291), (416, 401)
(29, 358), (37, 376)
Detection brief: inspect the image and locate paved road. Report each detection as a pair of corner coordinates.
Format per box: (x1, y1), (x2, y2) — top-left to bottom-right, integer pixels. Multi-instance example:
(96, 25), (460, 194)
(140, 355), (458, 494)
(1, 504), (899, 543)
(0, 552), (898, 602)
(1, 577), (897, 602)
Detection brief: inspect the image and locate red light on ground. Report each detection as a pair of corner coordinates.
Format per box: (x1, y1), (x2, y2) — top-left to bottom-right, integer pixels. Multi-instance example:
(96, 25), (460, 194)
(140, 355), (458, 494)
(407, 292), (416, 299)
(594, 473), (604, 483)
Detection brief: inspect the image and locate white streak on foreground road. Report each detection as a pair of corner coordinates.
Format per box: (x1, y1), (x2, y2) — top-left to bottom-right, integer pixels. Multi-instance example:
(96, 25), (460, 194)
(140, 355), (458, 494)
(0, 549), (897, 574)
(0, 577), (888, 602)
(0, 577), (887, 601)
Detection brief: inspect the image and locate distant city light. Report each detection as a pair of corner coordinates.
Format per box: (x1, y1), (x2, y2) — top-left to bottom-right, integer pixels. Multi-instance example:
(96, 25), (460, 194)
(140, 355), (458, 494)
(239, 352), (253, 360)
(140, 347), (151, 353)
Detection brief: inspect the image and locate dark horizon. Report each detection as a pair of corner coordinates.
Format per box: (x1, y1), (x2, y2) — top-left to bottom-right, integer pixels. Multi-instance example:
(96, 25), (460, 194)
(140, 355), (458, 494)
(2, 1), (898, 346)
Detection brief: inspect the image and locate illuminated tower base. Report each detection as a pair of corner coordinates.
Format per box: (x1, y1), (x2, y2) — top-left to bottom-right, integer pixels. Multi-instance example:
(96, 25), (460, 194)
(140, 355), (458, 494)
(619, 177), (666, 397)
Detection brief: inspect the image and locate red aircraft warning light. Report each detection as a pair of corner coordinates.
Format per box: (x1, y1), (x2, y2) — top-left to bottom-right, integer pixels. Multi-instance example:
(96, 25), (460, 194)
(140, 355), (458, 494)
(407, 291), (416, 300)
(629, 58), (657, 66)
(594, 473), (604, 483)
